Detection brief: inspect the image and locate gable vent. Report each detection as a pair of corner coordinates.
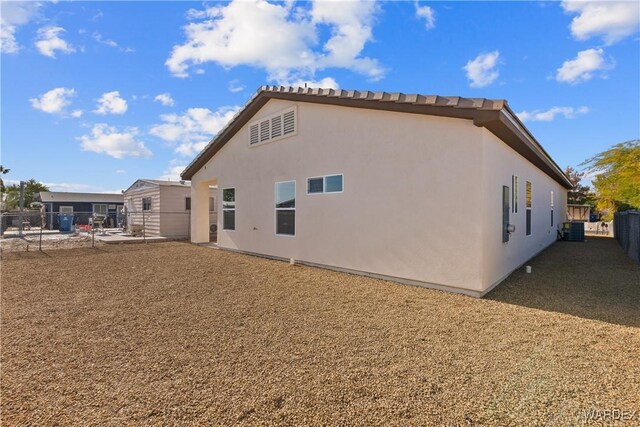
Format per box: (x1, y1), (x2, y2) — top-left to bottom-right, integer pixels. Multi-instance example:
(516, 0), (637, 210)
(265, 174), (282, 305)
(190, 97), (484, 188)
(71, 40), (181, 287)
(249, 123), (259, 145)
(247, 106), (297, 146)
(283, 110), (295, 134)
(260, 120), (270, 142)
(271, 116), (282, 138)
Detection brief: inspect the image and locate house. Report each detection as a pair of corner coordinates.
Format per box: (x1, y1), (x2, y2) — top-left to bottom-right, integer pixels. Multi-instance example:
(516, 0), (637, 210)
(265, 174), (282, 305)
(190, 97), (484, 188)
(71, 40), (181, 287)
(123, 179), (217, 239)
(182, 86), (572, 297)
(38, 191), (124, 229)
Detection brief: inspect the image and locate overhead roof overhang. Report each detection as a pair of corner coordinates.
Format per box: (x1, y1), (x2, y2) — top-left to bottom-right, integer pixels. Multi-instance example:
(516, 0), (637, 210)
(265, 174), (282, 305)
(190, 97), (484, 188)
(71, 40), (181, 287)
(182, 86), (572, 189)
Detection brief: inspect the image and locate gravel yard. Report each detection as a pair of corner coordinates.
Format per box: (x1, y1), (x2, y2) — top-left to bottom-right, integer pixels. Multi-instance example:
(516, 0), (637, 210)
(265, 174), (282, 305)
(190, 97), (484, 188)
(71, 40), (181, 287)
(2, 238), (639, 426)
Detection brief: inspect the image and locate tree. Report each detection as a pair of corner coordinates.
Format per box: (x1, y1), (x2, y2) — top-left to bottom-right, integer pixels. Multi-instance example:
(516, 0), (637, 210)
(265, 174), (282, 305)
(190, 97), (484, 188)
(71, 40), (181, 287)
(582, 139), (640, 219)
(0, 165), (9, 193)
(3, 179), (49, 210)
(564, 166), (594, 205)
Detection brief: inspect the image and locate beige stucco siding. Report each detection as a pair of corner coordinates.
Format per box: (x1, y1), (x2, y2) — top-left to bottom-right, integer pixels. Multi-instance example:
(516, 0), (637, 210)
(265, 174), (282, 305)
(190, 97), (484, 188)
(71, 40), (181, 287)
(193, 99), (488, 291)
(480, 128), (568, 290)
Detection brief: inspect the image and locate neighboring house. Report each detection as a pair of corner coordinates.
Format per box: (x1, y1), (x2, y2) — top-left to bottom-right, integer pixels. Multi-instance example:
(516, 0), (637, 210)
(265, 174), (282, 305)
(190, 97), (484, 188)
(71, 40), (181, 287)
(38, 191), (124, 229)
(182, 86), (572, 297)
(123, 179), (217, 239)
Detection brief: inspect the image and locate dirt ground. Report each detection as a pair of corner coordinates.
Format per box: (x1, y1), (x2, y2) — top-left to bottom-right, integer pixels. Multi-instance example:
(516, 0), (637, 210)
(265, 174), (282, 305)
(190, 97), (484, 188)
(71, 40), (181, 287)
(2, 238), (639, 426)
(0, 232), (101, 252)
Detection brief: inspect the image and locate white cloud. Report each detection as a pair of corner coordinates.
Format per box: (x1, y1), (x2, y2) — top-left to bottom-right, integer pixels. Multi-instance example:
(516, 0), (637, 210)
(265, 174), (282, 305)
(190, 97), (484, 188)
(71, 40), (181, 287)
(154, 93), (175, 107)
(94, 91), (128, 115)
(115, 169), (126, 174)
(286, 76), (339, 89)
(70, 109), (83, 118)
(415, 3), (435, 30)
(556, 48), (612, 84)
(93, 31), (135, 52)
(517, 106), (589, 122)
(159, 164), (187, 181)
(562, 1), (640, 45)
(166, 0), (383, 83)
(228, 79), (245, 93)
(463, 51), (500, 88)
(44, 182), (93, 192)
(30, 87), (76, 115)
(1, 1), (42, 54)
(150, 106), (240, 157)
(35, 26), (75, 58)
(78, 124), (151, 159)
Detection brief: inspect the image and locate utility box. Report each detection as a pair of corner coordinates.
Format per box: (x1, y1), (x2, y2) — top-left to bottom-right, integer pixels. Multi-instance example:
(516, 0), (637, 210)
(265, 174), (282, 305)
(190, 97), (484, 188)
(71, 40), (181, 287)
(58, 214), (75, 233)
(563, 221), (585, 242)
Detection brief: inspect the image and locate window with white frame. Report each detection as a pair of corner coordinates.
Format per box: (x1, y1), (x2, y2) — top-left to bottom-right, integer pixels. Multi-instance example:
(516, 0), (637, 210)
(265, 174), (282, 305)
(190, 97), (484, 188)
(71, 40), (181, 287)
(526, 181), (532, 235)
(59, 206), (73, 213)
(307, 174), (343, 194)
(142, 197), (152, 211)
(275, 181), (295, 236)
(93, 204), (108, 215)
(550, 190), (554, 227)
(248, 106), (297, 146)
(512, 175), (518, 213)
(222, 188), (235, 230)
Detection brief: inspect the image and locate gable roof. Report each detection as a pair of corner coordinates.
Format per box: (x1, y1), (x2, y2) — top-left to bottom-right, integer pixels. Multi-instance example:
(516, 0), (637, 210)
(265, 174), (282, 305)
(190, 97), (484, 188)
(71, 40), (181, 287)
(181, 86), (572, 189)
(38, 191), (124, 204)
(123, 179), (190, 194)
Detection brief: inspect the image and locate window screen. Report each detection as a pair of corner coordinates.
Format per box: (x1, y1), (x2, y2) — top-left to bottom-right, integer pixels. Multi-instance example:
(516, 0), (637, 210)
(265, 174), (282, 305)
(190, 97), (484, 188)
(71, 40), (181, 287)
(275, 181), (295, 235)
(222, 188), (235, 230)
(307, 177), (323, 194)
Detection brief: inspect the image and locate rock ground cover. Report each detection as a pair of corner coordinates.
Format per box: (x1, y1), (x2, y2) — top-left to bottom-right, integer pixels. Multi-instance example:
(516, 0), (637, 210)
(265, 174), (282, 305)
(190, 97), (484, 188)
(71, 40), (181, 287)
(2, 238), (638, 425)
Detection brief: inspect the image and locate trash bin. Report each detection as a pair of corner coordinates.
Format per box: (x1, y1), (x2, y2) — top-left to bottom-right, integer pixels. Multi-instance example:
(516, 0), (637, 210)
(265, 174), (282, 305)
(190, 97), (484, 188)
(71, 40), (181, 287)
(58, 213), (75, 233)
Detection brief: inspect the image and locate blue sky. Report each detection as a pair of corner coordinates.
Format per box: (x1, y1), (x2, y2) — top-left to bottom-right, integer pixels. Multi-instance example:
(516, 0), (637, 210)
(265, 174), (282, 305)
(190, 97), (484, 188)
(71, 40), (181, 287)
(1, 0), (638, 193)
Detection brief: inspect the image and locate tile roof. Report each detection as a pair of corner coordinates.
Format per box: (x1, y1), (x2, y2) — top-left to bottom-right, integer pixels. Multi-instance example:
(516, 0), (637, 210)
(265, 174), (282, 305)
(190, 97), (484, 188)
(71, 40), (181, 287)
(181, 86), (572, 188)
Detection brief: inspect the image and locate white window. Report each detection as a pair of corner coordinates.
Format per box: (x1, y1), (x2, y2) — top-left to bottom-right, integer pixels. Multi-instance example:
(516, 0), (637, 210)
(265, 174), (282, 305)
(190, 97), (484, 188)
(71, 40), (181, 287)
(526, 181), (532, 236)
(307, 174), (344, 194)
(550, 190), (554, 227)
(511, 175), (518, 213)
(222, 188), (235, 231)
(59, 206), (73, 213)
(248, 106), (297, 147)
(108, 204), (116, 210)
(275, 181), (295, 236)
(93, 204), (108, 215)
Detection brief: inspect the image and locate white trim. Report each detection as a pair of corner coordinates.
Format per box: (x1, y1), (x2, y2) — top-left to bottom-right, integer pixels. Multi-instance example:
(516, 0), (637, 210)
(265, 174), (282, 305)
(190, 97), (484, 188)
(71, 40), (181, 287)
(93, 203), (108, 215)
(221, 187), (236, 231)
(59, 205), (73, 213)
(306, 173), (344, 195)
(248, 105), (297, 148)
(275, 180), (296, 237)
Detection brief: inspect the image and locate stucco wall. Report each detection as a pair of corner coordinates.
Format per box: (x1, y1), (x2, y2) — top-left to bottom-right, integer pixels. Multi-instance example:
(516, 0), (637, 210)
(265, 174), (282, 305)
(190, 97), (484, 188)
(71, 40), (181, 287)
(193, 99), (487, 292)
(480, 128), (568, 290)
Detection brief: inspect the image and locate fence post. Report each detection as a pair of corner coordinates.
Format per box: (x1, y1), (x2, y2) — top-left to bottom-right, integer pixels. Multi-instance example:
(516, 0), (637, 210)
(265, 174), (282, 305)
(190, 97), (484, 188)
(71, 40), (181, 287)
(142, 211), (146, 243)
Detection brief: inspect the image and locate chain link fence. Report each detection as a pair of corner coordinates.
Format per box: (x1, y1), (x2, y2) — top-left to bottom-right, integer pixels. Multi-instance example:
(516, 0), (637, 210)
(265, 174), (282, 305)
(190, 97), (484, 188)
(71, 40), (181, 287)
(613, 210), (640, 264)
(1, 210), (215, 253)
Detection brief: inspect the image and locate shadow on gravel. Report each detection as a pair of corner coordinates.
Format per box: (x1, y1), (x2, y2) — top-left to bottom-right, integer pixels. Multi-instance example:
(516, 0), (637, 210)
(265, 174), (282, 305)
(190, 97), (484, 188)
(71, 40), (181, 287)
(486, 237), (640, 328)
